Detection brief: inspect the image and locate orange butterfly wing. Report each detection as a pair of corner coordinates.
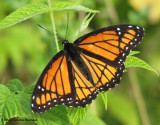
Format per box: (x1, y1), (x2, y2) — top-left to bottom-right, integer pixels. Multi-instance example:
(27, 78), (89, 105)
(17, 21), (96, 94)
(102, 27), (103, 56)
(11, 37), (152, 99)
(31, 51), (76, 113)
(74, 24), (144, 91)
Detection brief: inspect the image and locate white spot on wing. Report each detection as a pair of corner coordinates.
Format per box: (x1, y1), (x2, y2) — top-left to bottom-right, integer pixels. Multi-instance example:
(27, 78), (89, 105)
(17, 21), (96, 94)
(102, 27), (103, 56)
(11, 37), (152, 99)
(42, 88), (44, 91)
(117, 28), (120, 31)
(32, 96), (35, 100)
(128, 25), (132, 28)
(31, 103), (34, 107)
(38, 86), (41, 89)
(136, 26), (140, 29)
(125, 46), (129, 50)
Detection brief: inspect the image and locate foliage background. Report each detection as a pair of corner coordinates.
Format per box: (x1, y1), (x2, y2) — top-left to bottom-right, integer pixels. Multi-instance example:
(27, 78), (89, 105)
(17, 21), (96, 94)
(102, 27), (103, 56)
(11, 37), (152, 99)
(0, 0), (160, 125)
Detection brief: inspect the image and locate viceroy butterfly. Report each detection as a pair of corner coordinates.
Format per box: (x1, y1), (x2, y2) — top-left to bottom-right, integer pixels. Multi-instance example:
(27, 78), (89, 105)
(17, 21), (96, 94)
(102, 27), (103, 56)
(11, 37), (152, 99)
(31, 24), (144, 113)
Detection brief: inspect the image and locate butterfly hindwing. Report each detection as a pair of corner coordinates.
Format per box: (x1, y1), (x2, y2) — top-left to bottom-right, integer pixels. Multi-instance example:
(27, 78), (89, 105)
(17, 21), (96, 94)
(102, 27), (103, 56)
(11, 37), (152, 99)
(31, 51), (76, 113)
(80, 53), (124, 92)
(65, 60), (98, 107)
(74, 24), (144, 91)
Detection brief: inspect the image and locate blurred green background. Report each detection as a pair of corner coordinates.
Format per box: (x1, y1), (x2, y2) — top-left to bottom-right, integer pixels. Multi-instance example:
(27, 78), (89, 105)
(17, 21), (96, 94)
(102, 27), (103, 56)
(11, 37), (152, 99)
(0, 0), (160, 125)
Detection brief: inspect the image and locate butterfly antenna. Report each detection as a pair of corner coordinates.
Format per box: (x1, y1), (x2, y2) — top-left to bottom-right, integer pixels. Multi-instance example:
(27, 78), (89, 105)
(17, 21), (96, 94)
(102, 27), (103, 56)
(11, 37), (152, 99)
(37, 24), (60, 39)
(65, 13), (69, 40)
(37, 24), (52, 34)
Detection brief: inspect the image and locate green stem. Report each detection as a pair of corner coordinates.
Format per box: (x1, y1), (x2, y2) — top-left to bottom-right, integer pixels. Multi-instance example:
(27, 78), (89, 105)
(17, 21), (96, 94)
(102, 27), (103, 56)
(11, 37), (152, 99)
(47, 0), (60, 52)
(128, 68), (150, 125)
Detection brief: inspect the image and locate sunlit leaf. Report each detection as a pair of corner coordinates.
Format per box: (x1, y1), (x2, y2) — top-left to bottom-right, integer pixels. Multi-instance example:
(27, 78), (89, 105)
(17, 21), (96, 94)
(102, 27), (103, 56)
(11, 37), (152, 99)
(125, 56), (159, 75)
(100, 92), (107, 110)
(129, 51), (140, 56)
(0, 4), (49, 30)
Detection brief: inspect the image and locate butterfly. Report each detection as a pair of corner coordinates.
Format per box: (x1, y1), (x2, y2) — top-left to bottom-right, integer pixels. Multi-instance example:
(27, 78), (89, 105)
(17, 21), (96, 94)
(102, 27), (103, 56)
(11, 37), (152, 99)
(31, 24), (144, 113)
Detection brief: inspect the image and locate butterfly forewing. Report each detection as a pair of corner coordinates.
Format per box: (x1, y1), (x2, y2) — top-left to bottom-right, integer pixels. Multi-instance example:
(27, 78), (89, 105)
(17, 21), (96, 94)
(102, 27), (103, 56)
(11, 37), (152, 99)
(74, 24), (144, 91)
(31, 51), (76, 113)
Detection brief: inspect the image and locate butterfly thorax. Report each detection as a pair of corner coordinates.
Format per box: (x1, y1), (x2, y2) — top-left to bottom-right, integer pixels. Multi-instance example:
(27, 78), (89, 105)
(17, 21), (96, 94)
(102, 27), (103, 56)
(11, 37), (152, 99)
(63, 40), (80, 60)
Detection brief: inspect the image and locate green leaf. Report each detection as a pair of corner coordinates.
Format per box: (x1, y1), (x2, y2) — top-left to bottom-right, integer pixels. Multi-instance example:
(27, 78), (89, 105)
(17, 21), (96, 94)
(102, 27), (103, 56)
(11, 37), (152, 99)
(6, 79), (23, 92)
(125, 56), (159, 75)
(67, 106), (90, 125)
(31, 105), (69, 125)
(81, 112), (106, 125)
(0, 84), (30, 125)
(108, 91), (140, 125)
(129, 51), (140, 56)
(0, 2), (98, 30)
(79, 13), (96, 32)
(100, 92), (107, 110)
(53, 2), (99, 13)
(0, 4), (49, 30)
(23, 84), (35, 95)
(0, 80), (69, 125)
(74, 13), (96, 40)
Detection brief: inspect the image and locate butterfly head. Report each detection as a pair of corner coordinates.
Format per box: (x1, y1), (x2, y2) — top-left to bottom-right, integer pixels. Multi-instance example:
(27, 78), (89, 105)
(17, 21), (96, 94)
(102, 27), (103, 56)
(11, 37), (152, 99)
(62, 40), (69, 46)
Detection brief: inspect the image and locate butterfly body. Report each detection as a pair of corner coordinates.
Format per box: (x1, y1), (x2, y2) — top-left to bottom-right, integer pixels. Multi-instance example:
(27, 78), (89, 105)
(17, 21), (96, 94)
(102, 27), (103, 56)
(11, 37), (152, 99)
(63, 40), (93, 82)
(31, 24), (144, 113)
(63, 40), (80, 60)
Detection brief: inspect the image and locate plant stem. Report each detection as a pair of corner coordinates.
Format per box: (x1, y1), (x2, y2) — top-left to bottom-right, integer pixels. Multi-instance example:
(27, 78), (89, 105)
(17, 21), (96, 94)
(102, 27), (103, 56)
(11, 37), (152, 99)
(47, 0), (60, 52)
(128, 68), (150, 125)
